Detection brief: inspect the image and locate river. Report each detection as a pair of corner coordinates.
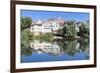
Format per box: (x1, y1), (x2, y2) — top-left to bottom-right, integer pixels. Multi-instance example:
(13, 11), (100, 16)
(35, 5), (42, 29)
(21, 38), (89, 63)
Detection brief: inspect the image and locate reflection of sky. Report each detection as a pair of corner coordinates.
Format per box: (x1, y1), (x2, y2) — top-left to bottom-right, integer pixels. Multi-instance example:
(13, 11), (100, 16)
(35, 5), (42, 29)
(21, 52), (89, 63)
(21, 10), (89, 22)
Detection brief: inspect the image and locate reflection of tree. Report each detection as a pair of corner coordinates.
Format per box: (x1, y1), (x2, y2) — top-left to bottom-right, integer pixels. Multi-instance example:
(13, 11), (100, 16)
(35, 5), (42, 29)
(22, 38), (89, 58)
(21, 29), (33, 49)
(79, 38), (89, 52)
(21, 48), (32, 56)
(85, 53), (89, 59)
(56, 38), (89, 57)
(57, 39), (79, 56)
(64, 40), (79, 56)
(78, 38), (89, 59)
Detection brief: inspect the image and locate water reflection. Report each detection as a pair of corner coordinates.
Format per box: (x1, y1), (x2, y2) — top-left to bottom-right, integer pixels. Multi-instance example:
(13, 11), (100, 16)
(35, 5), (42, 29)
(21, 38), (89, 63)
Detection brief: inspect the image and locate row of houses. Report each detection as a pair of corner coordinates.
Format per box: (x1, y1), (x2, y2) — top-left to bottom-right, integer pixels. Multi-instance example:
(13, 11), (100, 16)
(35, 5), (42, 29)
(29, 17), (84, 35)
(30, 17), (64, 35)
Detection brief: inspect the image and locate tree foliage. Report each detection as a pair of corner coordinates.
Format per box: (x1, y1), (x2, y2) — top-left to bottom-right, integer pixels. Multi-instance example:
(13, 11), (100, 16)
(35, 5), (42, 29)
(21, 29), (33, 49)
(79, 22), (89, 37)
(21, 16), (33, 49)
(33, 33), (54, 42)
(21, 17), (32, 30)
(63, 21), (77, 37)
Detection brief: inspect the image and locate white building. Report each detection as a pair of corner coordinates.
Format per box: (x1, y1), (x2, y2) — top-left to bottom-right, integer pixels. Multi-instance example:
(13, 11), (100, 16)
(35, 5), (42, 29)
(30, 18), (64, 35)
(42, 22), (52, 33)
(30, 25), (42, 35)
(51, 21), (60, 32)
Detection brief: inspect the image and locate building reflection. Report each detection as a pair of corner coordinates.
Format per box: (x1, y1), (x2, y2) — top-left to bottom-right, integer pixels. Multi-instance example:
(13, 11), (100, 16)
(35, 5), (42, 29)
(21, 38), (89, 57)
(30, 40), (62, 56)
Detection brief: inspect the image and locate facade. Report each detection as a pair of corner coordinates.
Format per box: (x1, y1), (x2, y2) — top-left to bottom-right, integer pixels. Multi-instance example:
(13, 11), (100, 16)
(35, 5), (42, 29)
(42, 22), (52, 33)
(51, 21), (60, 32)
(30, 17), (64, 35)
(30, 25), (42, 35)
(29, 17), (84, 36)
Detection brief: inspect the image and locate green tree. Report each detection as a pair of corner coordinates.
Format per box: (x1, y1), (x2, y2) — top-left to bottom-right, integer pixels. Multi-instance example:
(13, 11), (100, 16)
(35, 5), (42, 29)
(42, 33), (54, 42)
(21, 17), (32, 30)
(79, 22), (89, 37)
(63, 20), (77, 37)
(33, 33), (54, 42)
(57, 29), (63, 36)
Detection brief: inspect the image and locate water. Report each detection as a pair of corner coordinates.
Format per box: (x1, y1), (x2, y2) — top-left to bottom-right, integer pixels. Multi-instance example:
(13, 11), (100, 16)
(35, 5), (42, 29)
(21, 38), (89, 63)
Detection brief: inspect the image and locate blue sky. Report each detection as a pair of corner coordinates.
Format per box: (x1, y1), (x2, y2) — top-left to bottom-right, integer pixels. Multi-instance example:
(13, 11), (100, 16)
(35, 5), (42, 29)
(21, 10), (89, 22)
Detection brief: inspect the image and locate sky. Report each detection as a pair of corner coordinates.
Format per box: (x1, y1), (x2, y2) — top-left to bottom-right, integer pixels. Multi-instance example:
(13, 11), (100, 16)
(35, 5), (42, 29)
(21, 10), (90, 22)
